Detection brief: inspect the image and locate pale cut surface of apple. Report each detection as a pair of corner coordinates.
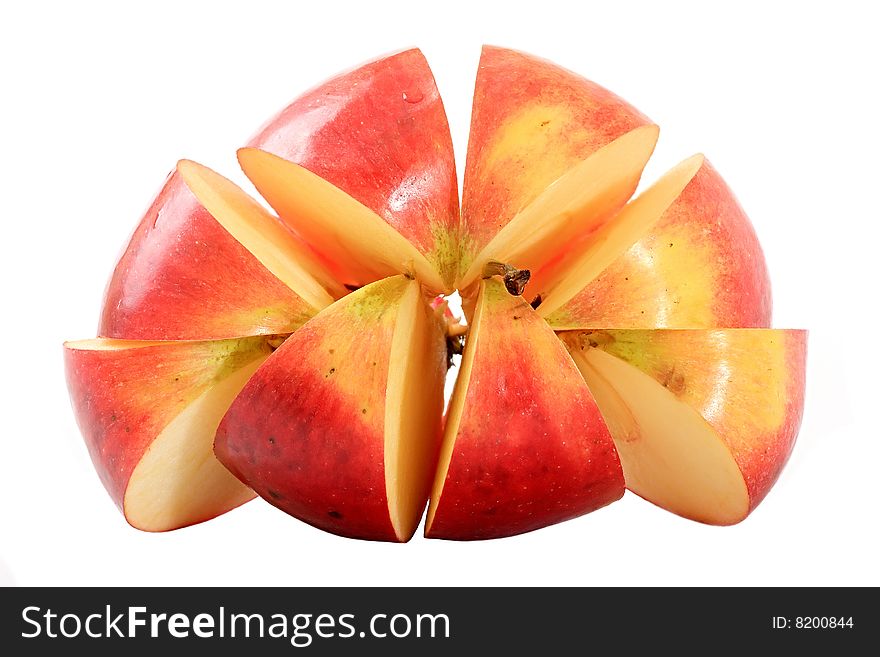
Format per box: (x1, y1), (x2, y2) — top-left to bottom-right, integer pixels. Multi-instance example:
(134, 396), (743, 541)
(177, 159), (345, 307)
(385, 279), (448, 535)
(461, 46), (651, 272)
(215, 275), (447, 542)
(247, 48), (460, 289)
(559, 329), (807, 524)
(532, 154), (704, 317)
(100, 171), (319, 341)
(544, 159), (772, 329)
(238, 148), (447, 294)
(457, 125), (659, 291)
(426, 278), (624, 540)
(64, 336), (276, 531)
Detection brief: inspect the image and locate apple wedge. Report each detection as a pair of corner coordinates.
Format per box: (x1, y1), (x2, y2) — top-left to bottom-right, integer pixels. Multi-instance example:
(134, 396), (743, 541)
(177, 159), (346, 305)
(64, 336), (277, 531)
(238, 148), (447, 293)
(214, 275), (447, 542)
(426, 278), (624, 540)
(544, 160), (772, 329)
(559, 329), (807, 524)
(457, 125), (659, 292)
(529, 154), (704, 315)
(101, 170), (335, 340)
(245, 48), (459, 290)
(460, 45), (650, 277)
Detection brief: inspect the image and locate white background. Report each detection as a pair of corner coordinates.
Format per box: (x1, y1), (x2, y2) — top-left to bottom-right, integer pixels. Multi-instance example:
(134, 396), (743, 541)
(2, 0), (878, 586)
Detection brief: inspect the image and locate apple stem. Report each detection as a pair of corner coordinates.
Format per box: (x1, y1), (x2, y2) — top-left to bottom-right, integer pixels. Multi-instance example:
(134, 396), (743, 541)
(482, 261), (531, 297)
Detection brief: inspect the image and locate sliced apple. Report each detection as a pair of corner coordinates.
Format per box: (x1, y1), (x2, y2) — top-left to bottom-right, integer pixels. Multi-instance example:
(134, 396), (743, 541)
(426, 278), (624, 540)
(559, 329), (807, 524)
(239, 148), (447, 294)
(214, 275), (447, 542)
(63, 336), (277, 531)
(531, 154), (704, 316)
(457, 125), (659, 291)
(246, 48), (459, 289)
(545, 160), (772, 329)
(177, 159), (345, 307)
(460, 45), (651, 275)
(100, 171), (322, 340)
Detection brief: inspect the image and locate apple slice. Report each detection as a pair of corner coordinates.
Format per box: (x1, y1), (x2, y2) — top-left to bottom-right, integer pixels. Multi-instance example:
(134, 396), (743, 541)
(460, 45), (651, 276)
(426, 278), (624, 540)
(559, 329), (807, 524)
(214, 275), (447, 542)
(239, 148), (447, 294)
(246, 48), (459, 290)
(177, 159), (346, 306)
(101, 171), (325, 340)
(457, 125), (659, 292)
(530, 154), (704, 316)
(544, 160), (772, 329)
(64, 336), (277, 531)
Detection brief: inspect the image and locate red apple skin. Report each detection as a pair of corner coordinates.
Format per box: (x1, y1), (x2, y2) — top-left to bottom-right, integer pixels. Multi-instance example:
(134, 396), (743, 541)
(248, 49), (460, 289)
(217, 347), (396, 541)
(545, 160), (772, 329)
(214, 277), (424, 542)
(427, 280), (624, 540)
(460, 45), (650, 270)
(63, 337), (270, 521)
(100, 171), (316, 340)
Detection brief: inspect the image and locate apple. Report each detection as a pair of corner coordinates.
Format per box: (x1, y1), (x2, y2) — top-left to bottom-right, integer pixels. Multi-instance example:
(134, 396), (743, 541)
(558, 329), (806, 524)
(457, 124), (661, 295)
(237, 147), (450, 294)
(540, 159), (772, 329)
(100, 165), (343, 341)
(243, 48), (460, 292)
(459, 45), (651, 281)
(214, 275), (447, 541)
(425, 278), (624, 540)
(64, 336), (278, 531)
(66, 45), (806, 539)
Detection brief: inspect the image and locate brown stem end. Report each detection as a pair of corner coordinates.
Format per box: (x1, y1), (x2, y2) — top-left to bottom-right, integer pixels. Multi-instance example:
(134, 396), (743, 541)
(482, 261), (531, 297)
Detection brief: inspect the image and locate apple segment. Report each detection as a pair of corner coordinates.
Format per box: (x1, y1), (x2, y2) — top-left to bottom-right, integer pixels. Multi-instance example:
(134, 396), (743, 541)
(457, 125), (660, 291)
(214, 275), (447, 542)
(544, 160), (772, 329)
(245, 48), (459, 289)
(177, 160), (345, 306)
(63, 336), (276, 531)
(100, 171), (324, 340)
(530, 154), (704, 315)
(559, 329), (807, 524)
(460, 45), (651, 276)
(238, 148), (446, 293)
(426, 279), (624, 540)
